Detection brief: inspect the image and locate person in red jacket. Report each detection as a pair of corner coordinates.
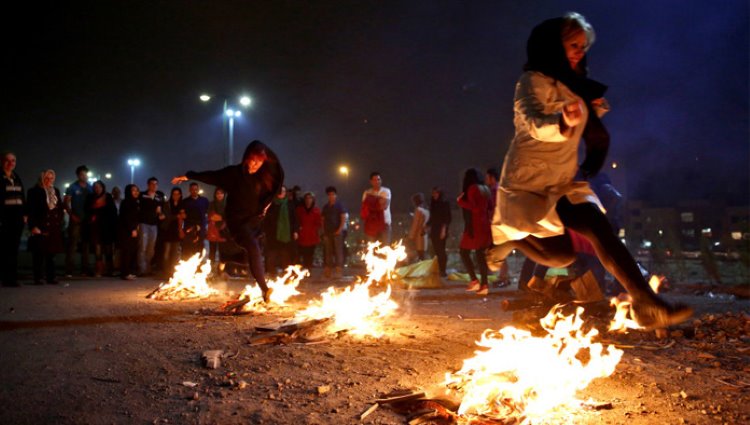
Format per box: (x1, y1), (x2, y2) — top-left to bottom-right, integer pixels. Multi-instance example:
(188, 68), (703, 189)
(296, 192), (322, 270)
(458, 168), (493, 296)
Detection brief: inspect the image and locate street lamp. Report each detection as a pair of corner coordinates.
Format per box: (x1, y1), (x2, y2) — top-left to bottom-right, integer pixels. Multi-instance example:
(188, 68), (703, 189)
(200, 93), (253, 165)
(127, 158), (140, 184)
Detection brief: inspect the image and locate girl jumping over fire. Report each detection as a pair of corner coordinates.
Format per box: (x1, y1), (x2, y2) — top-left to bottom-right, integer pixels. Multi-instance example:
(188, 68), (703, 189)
(486, 13), (692, 329)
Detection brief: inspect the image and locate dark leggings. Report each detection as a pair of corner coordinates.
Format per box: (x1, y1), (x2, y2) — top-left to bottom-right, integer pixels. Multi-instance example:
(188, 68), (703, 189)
(233, 224), (268, 292)
(460, 248), (488, 287)
(506, 197), (660, 305)
(430, 233), (448, 275)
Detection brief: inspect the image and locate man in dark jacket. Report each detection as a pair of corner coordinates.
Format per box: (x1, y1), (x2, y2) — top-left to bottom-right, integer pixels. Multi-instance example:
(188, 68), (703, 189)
(173, 140), (283, 302)
(0, 152), (26, 286)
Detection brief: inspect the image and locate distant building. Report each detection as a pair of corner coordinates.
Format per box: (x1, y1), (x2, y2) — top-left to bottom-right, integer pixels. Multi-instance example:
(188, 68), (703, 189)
(624, 200), (749, 255)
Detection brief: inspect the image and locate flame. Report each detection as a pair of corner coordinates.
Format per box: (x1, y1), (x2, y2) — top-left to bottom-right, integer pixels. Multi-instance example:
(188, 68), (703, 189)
(445, 305), (623, 422)
(608, 295), (643, 332)
(648, 275), (665, 293)
(147, 252), (218, 300)
(361, 240), (407, 285)
(234, 265), (308, 311)
(291, 241), (405, 337)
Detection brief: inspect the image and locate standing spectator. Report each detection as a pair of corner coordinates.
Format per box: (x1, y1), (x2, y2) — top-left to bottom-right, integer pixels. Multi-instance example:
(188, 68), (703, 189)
(458, 169), (493, 296)
(206, 187), (228, 270)
(137, 177), (165, 276)
(0, 152), (26, 287)
(360, 172), (392, 244)
(427, 187), (451, 277)
(86, 181), (117, 277)
(182, 182), (209, 259)
(485, 166), (510, 287)
(111, 186), (122, 212)
(264, 185), (298, 278)
(408, 192), (430, 262)
(161, 187), (184, 276)
(296, 192), (322, 270)
(64, 165), (92, 277)
(172, 140), (285, 303)
(118, 184), (140, 280)
(321, 186), (347, 278)
(287, 185), (303, 263)
(27, 170), (65, 284)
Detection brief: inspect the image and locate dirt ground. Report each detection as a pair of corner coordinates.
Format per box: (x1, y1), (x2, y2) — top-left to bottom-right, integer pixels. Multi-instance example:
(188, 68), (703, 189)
(0, 268), (748, 425)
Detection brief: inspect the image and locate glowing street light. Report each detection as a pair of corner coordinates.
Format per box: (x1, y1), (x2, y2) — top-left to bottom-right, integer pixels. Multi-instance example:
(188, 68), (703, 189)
(104, 173), (112, 179)
(200, 93), (253, 165)
(127, 158), (141, 184)
(338, 165), (349, 177)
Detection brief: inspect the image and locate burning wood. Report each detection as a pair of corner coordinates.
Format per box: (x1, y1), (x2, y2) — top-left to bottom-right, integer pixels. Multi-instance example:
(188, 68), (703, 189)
(213, 265), (309, 314)
(443, 305), (624, 423)
(147, 252), (218, 300)
(247, 318), (334, 345)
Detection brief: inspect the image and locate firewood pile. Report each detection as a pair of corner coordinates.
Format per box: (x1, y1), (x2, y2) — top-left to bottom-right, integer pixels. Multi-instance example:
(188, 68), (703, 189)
(246, 318), (341, 345)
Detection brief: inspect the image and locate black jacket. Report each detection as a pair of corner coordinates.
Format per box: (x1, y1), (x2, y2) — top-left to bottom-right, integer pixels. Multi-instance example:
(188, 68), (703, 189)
(185, 141), (283, 234)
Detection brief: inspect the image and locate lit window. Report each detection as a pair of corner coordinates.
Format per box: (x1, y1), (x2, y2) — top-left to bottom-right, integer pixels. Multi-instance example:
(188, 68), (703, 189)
(681, 212), (694, 223)
(701, 228), (712, 236)
(642, 240), (652, 248)
(732, 232), (742, 240)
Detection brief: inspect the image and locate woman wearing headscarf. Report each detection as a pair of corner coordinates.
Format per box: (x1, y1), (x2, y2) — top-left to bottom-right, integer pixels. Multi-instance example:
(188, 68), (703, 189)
(26, 170), (65, 284)
(295, 192), (322, 270)
(172, 140), (284, 303)
(263, 185), (299, 278)
(487, 13), (691, 328)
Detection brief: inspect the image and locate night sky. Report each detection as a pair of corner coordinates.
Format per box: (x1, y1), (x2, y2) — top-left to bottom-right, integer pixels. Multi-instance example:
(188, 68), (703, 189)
(5, 0), (749, 213)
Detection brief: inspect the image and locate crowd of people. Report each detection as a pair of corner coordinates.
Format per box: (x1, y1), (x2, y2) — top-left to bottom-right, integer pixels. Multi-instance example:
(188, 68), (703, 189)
(0, 12), (692, 329)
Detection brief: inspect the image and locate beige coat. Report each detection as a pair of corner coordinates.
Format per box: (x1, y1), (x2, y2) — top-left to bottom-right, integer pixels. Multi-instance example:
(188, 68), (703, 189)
(409, 206), (430, 251)
(491, 71), (608, 245)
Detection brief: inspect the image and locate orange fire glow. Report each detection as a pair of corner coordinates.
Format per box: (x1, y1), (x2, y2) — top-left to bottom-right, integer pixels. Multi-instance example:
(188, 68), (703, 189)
(147, 252), (218, 300)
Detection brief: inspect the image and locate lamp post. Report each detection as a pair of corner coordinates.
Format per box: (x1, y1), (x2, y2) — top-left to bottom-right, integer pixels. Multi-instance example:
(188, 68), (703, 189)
(200, 94), (252, 165)
(127, 158), (140, 184)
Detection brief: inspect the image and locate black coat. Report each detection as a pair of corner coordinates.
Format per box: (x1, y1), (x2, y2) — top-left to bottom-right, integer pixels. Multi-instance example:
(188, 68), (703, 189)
(26, 186), (65, 254)
(117, 197), (140, 246)
(263, 199), (299, 247)
(185, 141), (284, 234)
(85, 193), (118, 245)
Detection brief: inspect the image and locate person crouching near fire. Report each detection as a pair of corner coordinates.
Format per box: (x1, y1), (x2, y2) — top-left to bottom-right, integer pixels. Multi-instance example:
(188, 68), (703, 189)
(172, 140), (284, 303)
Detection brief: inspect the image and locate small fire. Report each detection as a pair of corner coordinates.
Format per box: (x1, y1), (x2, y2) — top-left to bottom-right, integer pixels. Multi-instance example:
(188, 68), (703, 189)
(291, 241), (405, 337)
(147, 252), (218, 300)
(649, 275), (666, 293)
(361, 240), (407, 285)
(608, 275), (667, 332)
(233, 265), (308, 311)
(445, 305), (623, 422)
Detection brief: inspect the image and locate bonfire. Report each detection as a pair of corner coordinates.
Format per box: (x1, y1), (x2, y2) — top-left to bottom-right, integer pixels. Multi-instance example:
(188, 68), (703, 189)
(146, 252), (218, 300)
(445, 305), (624, 423)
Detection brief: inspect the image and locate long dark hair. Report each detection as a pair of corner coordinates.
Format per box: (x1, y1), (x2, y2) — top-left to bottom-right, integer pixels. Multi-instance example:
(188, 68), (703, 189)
(461, 168), (485, 200)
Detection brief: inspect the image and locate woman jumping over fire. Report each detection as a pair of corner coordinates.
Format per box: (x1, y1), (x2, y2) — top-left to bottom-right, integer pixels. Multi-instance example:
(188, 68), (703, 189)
(172, 140), (283, 303)
(486, 12), (692, 329)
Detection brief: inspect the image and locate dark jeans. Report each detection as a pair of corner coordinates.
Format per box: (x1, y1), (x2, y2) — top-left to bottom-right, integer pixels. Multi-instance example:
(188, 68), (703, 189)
(32, 251), (56, 282)
(507, 197), (659, 305)
(322, 232), (344, 268)
(430, 233), (448, 276)
(0, 220), (23, 285)
(233, 223), (268, 292)
(299, 245), (317, 270)
(460, 248), (488, 286)
(120, 236), (138, 278)
(66, 221), (90, 275)
(265, 241), (293, 276)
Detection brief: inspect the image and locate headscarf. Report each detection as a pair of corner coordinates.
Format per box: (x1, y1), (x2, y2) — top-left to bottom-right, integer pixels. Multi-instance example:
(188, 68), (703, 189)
(38, 169), (58, 210)
(524, 16), (610, 178)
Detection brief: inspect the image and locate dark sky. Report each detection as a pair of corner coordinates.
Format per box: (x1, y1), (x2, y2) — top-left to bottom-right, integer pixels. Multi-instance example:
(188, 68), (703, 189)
(4, 0), (749, 212)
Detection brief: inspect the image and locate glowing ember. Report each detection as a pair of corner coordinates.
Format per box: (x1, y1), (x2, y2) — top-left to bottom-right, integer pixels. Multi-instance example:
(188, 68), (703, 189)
(147, 252), (218, 300)
(608, 295), (643, 332)
(445, 305), (623, 422)
(233, 265), (308, 311)
(291, 241), (405, 337)
(648, 275), (666, 293)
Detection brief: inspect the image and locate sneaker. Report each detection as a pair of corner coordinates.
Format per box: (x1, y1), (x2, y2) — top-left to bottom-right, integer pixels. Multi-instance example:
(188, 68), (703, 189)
(466, 280), (480, 292)
(631, 302), (693, 330)
(125, 274), (137, 281)
(476, 286), (489, 296)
